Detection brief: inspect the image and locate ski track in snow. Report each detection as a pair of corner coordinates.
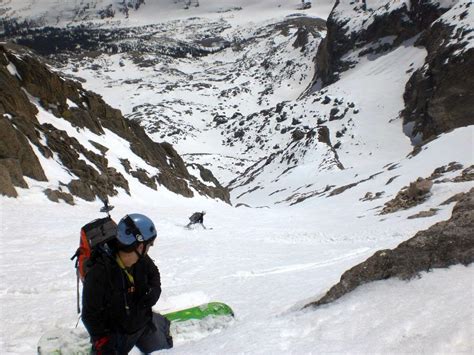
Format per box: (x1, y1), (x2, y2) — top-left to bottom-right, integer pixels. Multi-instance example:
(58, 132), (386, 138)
(225, 247), (371, 278)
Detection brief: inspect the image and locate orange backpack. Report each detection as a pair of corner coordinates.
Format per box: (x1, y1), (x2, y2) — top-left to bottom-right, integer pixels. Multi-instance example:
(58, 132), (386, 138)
(71, 216), (117, 313)
(73, 216), (117, 281)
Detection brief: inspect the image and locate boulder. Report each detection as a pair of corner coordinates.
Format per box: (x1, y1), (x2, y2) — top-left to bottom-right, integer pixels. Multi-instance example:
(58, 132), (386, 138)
(406, 178), (433, 199)
(44, 188), (75, 205)
(381, 177), (433, 214)
(68, 179), (95, 201)
(213, 115), (228, 125)
(292, 129), (305, 141)
(407, 208), (439, 219)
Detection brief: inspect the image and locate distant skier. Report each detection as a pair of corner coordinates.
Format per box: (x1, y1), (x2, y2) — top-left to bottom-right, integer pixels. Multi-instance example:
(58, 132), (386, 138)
(184, 0), (199, 9)
(186, 211), (206, 229)
(301, 0), (312, 9)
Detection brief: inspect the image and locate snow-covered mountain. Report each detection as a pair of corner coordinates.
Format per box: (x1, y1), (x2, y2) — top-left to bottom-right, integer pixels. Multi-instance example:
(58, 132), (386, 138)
(0, 43), (230, 204)
(1, 0), (473, 354)
(1, 0), (334, 30)
(4, 0), (470, 207)
(1, 0), (146, 28)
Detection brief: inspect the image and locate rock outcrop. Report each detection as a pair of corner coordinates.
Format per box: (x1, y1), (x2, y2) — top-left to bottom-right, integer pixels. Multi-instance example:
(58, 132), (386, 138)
(381, 177), (433, 214)
(187, 163), (231, 203)
(401, 1), (474, 142)
(305, 188), (474, 308)
(311, 0), (473, 142)
(0, 43), (229, 203)
(313, 0), (447, 87)
(0, 45), (48, 197)
(381, 163), (473, 215)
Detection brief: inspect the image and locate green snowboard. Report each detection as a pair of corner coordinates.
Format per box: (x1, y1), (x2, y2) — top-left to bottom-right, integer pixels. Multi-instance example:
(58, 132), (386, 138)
(164, 301), (234, 322)
(38, 302), (234, 354)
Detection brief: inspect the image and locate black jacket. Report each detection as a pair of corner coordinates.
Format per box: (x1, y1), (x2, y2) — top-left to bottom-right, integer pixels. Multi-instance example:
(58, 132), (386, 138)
(189, 212), (204, 224)
(82, 252), (161, 338)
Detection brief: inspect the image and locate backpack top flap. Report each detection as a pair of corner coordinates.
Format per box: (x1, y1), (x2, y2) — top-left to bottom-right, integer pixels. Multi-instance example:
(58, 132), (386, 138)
(82, 217), (117, 248)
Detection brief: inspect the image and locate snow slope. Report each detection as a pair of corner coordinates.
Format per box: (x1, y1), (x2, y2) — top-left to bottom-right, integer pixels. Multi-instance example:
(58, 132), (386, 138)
(55, 10), (327, 185)
(1, 0), (473, 354)
(1, 160), (473, 353)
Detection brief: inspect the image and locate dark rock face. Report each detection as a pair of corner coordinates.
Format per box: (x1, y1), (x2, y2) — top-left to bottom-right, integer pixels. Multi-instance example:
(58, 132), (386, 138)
(42, 123), (130, 199)
(310, 0), (472, 142)
(305, 188), (474, 308)
(313, 0), (447, 86)
(401, 1), (474, 142)
(0, 167), (17, 197)
(317, 126), (344, 170)
(292, 129), (305, 141)
(1, 47), (48, 196)
(130, 169), (157, 190)
(0, 157), (28, 189)
(44, 188), (74, 205)
(68, 179), (96, 202)
(0, 44), (229, 203)
(187, 163), (231, 204)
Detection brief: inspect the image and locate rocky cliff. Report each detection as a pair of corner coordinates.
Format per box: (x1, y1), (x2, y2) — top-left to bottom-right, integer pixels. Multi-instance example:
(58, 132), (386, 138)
(402, 0), (474, 143)
(311, 0), (473, 142)
(0, 43), (230, 203)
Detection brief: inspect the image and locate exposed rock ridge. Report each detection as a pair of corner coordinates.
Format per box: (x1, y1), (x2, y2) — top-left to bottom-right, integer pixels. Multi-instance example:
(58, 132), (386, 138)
(1, 19), (232, 57)
(0, 43), (230, 203)
(304, 188), (474, 309)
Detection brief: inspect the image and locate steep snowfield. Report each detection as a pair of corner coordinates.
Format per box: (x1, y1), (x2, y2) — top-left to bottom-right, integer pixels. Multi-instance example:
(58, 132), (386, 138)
(228, 42), (433, 206)
(1, 0), (474, 354)
(57, 11), (327, 185)
(1, 151), (473, 353)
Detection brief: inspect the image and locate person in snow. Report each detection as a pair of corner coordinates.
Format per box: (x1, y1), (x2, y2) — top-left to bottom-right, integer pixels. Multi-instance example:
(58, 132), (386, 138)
(301, 0), (312, 9)
(184, 0), (199, 8)
(186, 211), (206, 229)
(82, 214), (173, 354)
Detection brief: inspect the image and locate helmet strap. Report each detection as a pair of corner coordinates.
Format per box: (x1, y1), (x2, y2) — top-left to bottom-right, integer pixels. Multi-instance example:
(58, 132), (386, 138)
(123, 215), (145, 243)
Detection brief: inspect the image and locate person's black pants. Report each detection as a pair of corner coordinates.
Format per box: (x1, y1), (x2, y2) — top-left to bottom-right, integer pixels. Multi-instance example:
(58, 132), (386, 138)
(105, 313), (173, 354)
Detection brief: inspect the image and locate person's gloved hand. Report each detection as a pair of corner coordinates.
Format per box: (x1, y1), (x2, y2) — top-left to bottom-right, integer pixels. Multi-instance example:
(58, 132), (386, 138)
(139, 288), (157, 308)
(93, 335), (115, 355)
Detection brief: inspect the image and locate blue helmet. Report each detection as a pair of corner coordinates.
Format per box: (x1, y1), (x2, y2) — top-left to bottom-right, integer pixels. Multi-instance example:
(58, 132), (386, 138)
(117, 213), (157, 246)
